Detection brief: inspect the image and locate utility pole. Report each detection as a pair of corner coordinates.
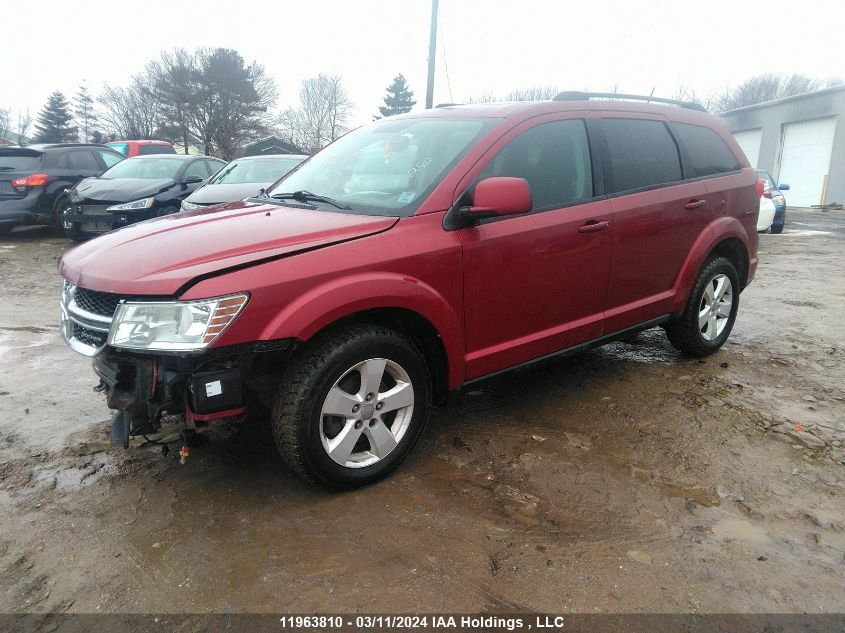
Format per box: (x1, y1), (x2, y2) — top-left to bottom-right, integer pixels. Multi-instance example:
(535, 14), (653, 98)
(425, 0), (439, 109)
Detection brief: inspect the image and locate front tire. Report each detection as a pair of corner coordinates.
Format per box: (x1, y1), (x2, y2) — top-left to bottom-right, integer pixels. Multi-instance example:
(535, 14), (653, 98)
(52, 195), (71, 237)
(272, 324), (431, 488)
(665, 256), (740, 356)
(770, 223), (784, 234)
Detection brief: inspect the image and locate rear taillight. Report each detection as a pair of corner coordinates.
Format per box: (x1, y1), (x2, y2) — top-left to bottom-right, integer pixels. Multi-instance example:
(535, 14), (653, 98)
(755, 178), (765, 198)
(11, 173), (49, 191)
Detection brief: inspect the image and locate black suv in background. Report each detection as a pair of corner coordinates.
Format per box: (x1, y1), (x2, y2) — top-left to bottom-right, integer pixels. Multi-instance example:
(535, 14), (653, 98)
(0, 144), (125, 236)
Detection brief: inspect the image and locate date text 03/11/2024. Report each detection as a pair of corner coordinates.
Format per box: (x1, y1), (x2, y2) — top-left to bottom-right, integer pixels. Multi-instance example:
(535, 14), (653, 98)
(277, 615), (568, 630)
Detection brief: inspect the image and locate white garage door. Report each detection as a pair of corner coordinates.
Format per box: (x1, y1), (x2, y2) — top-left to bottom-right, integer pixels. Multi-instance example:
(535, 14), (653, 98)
(733, 128), (762, 168)
(778, 117), (837, 207)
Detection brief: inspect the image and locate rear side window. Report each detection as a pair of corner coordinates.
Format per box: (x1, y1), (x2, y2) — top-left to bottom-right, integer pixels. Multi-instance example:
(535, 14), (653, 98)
(601, 119), (682, 194)
(673, 123), (741, 178)
(480, 119), (593, 210)
(67, 150), (99, 171)
(139, 144), (175, 155)
(0, 150), (41, 171)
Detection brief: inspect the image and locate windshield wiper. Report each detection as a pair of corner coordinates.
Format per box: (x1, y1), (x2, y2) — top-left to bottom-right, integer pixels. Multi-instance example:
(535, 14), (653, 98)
(270, 190), (350, 210)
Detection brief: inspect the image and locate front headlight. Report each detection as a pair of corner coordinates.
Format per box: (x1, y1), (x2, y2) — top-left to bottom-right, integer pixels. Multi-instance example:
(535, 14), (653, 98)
(107, 197), (155, 212)
(181, 200), (200, 211)
(108, 293), (248, 351)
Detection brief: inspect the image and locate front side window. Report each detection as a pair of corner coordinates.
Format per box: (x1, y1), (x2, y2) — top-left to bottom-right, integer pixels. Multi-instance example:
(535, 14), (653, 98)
(601, 119), (682, 194)
(267, 117), (498, 216)
(98, 150), (123, 168)
(674, 123), (741, 178)
(479, 119), (593, 211)
(100, 157), (182, 180)
(184, 161), (209, 181)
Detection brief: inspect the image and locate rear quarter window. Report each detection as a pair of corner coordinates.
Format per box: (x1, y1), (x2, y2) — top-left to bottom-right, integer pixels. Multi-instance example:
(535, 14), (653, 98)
(673, 123), (741, 178)
(601, 119), (682, 194)
(139, 144), (176, 155)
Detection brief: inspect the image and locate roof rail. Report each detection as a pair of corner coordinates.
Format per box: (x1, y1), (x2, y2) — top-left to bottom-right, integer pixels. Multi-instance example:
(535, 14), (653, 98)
(553, 91), (707, 112)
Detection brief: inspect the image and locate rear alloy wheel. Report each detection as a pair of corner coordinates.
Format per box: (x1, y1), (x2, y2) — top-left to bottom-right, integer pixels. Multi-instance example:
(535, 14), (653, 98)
(272, 324), (430, 488)
(665, 256), (740, 356)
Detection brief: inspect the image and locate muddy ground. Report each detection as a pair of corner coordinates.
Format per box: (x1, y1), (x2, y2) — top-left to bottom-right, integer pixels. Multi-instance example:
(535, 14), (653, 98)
(0, 209), (844, 621)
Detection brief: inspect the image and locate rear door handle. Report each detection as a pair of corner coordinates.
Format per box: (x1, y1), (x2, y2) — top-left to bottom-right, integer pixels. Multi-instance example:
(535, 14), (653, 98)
(684, 199), (707, 210)
(578, 220), (610, 233)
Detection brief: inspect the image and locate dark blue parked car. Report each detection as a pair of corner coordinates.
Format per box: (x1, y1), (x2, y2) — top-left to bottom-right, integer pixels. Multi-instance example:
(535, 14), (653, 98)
(756, 170), (790, 234)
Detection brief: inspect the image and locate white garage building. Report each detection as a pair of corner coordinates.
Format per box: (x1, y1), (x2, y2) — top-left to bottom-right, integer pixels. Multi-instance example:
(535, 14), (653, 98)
(721, 86), (845, 207)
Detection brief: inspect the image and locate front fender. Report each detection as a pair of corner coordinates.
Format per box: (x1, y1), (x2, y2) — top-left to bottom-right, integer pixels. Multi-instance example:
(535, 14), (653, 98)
(669, 216), (754, 313)
(261, 272), (466, 387)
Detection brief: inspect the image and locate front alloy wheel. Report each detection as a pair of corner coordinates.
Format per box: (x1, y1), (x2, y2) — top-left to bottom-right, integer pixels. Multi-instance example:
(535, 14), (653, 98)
(272, 324), (431, 488)
(319, 358), (414, 468)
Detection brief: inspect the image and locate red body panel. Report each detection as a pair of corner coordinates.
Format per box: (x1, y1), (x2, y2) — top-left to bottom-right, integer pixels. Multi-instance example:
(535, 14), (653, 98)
(59, 100), (759, 391)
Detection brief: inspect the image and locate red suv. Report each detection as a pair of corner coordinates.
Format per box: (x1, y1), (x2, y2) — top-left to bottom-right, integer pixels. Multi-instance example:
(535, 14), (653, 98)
(59, 92), (760, 488)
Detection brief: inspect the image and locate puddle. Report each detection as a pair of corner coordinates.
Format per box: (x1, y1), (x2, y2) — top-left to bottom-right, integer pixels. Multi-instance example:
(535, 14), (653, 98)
(634, 470), (721, 507)
(0, 326), (54, 334)
(711, 518), (771, 543)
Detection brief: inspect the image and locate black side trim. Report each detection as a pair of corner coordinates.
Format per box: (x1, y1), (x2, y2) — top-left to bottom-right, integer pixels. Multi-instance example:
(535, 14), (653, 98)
(461, 315), (672, 388)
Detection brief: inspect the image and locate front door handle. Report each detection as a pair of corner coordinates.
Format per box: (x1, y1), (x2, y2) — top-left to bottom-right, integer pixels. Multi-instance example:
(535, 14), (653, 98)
(578, 220), (610, 234)
(684, 199), (707, 210)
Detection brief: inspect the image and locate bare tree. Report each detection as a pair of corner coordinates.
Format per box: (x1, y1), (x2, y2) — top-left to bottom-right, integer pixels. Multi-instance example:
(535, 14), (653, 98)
(16, 110), (32, 144)
(98, 75), (161, 139)
(279, 74), (353, 152)
(714, 73), (843, 112)
(0, 109), (9, 142)
(465, 92), (499, 103)
(504, 85), (559, 101)
(672, 85), (718, 112)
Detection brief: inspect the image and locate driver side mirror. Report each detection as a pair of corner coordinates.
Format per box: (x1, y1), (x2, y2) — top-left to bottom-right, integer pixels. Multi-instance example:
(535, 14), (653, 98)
(777, 183), (790, 191)
(183, 175), (204, 185)
(469, 177), (532, 217)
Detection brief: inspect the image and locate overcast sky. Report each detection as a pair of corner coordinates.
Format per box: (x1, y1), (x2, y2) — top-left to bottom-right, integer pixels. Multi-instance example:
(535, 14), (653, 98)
(1, 0), (843, 129)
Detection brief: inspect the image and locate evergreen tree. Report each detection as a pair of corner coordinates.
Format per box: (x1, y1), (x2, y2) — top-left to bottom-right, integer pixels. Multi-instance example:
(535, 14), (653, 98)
(378, 74), (416, 118)
(73, 83), (98, 142)
(34, 91), (77, 143)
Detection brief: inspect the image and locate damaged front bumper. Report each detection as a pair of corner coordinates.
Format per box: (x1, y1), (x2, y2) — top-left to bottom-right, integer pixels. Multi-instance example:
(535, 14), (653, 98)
(85, 340), (294, 448)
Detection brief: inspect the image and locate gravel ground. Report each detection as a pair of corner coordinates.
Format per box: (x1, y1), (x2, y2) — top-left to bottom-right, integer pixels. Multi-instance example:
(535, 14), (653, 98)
(0, 209), (843, 623)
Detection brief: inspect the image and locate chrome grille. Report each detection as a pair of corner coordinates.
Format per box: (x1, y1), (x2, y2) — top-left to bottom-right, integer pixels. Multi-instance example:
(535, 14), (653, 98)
(73, 287), (122, 318)
(60, 282), (116, 356)
(72, 322), (107, 348)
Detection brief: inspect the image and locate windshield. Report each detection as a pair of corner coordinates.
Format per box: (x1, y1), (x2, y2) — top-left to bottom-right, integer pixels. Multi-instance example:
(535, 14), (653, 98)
(211, 157), (304, 185)
(267, 117), (498, 216)
(100, 157), (183, 180)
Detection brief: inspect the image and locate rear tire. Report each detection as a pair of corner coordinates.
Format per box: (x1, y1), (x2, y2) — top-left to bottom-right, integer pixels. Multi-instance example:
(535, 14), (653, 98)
(272, 324), (431, 489)
(770, 223), (784, 234)
(665, 256), (740, 357)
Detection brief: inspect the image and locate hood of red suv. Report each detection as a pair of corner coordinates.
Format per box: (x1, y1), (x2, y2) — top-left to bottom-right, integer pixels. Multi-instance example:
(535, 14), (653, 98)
(59, 201), (398, 295)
